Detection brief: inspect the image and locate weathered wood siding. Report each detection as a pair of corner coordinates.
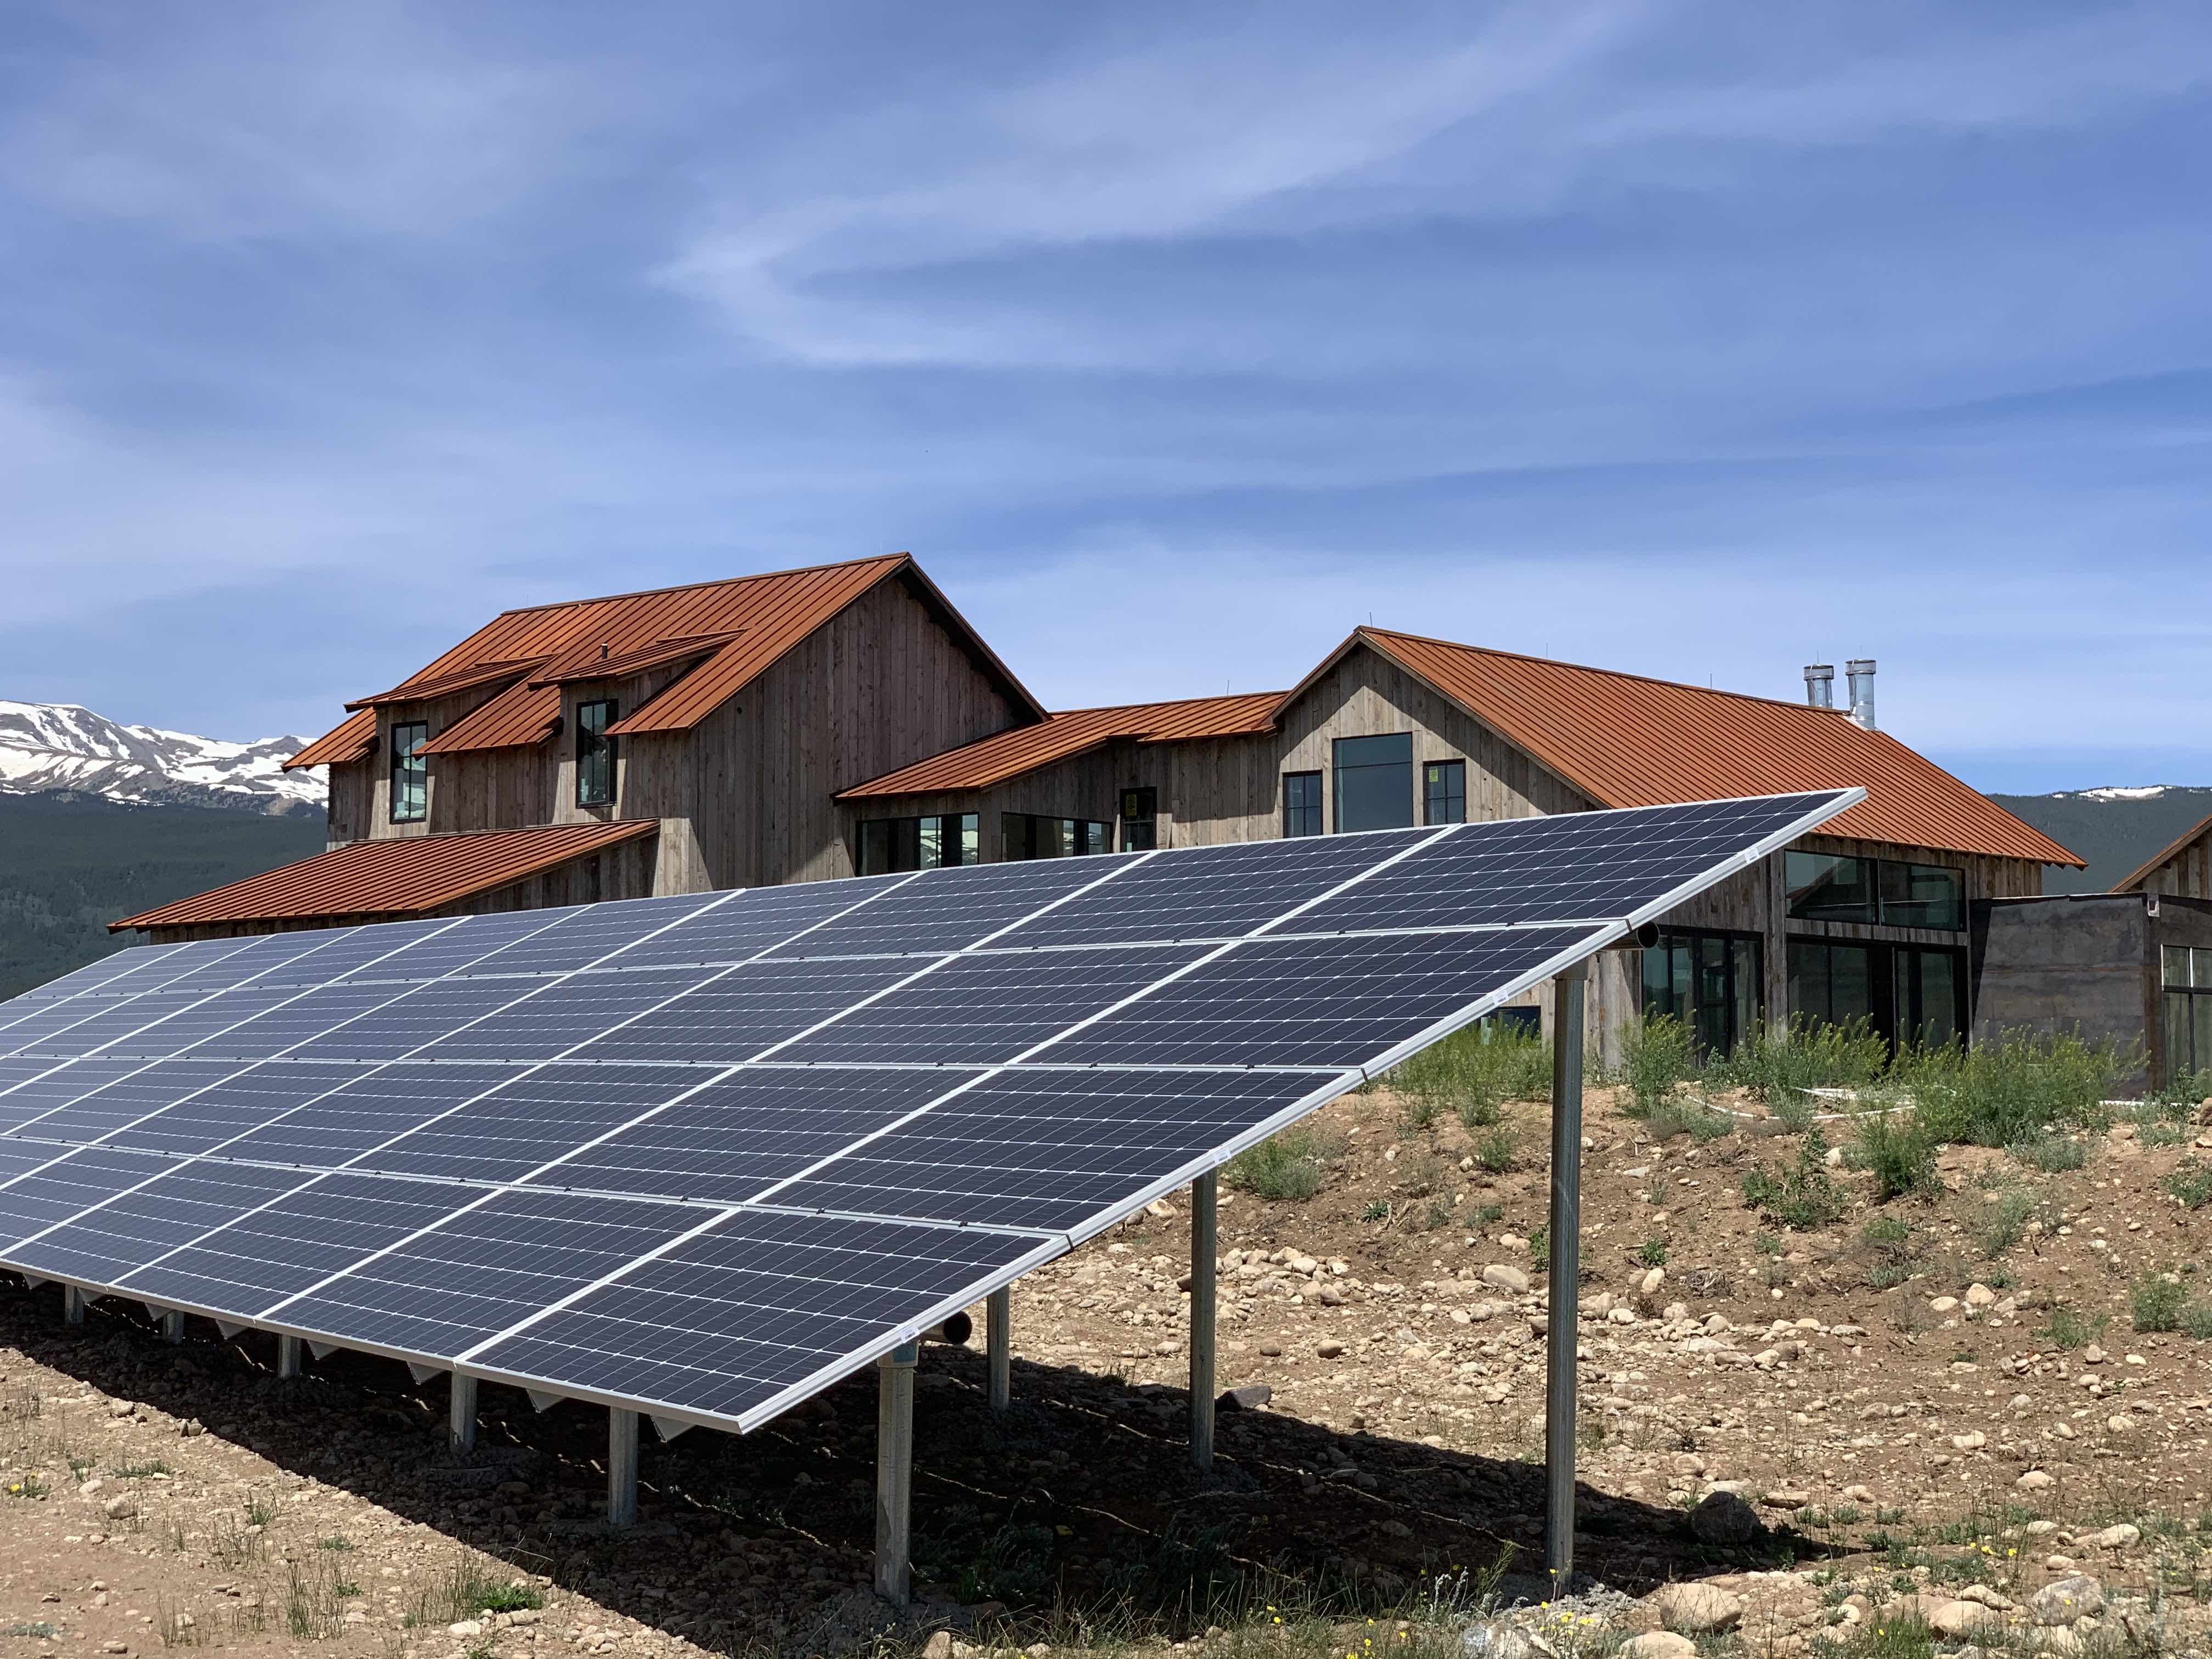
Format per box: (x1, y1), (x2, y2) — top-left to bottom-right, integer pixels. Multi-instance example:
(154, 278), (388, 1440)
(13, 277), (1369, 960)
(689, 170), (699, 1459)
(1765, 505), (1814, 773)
(2132, 823), (2212, 900)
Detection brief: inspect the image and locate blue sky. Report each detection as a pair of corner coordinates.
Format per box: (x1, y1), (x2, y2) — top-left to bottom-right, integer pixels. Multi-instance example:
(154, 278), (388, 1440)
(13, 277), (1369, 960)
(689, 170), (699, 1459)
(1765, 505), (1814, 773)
(1, 2), (2206, 792)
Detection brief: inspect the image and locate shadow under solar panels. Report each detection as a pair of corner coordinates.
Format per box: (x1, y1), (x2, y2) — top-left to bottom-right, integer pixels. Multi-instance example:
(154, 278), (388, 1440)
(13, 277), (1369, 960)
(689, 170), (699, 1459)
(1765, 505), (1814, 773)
(468, 1208), (1050, 1424)
(524, 1066), (988, 1204)
(767, 1065), (1342, 1233)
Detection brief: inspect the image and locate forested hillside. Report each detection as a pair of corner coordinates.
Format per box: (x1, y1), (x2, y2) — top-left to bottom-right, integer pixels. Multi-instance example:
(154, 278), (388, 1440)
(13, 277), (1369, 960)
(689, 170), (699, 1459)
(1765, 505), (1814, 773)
(0, 794), (326, 998)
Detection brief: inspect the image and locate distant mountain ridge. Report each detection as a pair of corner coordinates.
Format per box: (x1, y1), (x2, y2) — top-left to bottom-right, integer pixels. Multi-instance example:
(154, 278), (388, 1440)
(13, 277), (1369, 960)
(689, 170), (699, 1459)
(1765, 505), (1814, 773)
(1987, 785), (2212, 894)
(0, 700), (323, 817)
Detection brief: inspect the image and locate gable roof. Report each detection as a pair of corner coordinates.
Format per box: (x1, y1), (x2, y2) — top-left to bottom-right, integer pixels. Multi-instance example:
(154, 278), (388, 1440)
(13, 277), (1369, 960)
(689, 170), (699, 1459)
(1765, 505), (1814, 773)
(2111, 808), (2212, 893)
(839, 691), (1283, 799)
(1320, 629), (2080, 866)
(285, 554), (1042, 769)
(110, 821), (657, 932)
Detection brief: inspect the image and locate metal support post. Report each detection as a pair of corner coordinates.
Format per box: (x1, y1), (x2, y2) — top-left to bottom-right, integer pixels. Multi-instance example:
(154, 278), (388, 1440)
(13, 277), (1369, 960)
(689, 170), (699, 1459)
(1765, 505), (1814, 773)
(1544, 963), (1588, 1591)
(276, 1335), (302, 1378)
(986, 1288), (1011, 1414)
(874, 1338), (919, 1605)
(63, 1285), (86, 1325)
(159, 1309), (185, 1344)
(1189, 1170), (1217, 1472)
(449, 1372), (478, 1453)
(607, 1407), (639, 1527)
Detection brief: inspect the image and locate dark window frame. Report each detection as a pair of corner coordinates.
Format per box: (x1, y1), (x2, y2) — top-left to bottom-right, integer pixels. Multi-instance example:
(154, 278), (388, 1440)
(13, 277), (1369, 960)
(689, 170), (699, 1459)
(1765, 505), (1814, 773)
(1283, 771), (1323, 838)
(1331, 731), (1415, 833)
(389, 720), (429, 823)
(1001, 812), (1111, 861)
(1119, 786), (1159, 853)
(1785, 850), (1964, 932)
(856, 813), (979, 875)
(1643, 926), (1763, 1056)
(1423, 758), (1466, 825)
(2162, 946), (2212, 1080)
(575, 698), (619, 808)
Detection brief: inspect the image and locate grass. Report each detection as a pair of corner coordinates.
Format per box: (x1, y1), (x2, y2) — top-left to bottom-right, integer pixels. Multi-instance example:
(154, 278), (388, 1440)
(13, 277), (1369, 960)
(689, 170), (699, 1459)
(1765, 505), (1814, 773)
(1709, 1015), (1890, 1102)
(400, 1560), (545, 1629)
(1741, 1130), (1847, 1229)
(2013, 1133), (2088, 1173)
(1891, 1029), (2128, 1149)
(1224, 1126), (1343, 1201)
(1470, 1126), (1515, 1173)
(1388, 1020), (1549, 1130)
(2041, 1304), (2108, 1350)
(2133, 1272), (2190, 1333)
(1856, 1111), (1936, 1199)
(1620, 1014), (1697, 1114)
(2166, 1161), (2212, 1210)
(1974, 1186), (2045, 1259)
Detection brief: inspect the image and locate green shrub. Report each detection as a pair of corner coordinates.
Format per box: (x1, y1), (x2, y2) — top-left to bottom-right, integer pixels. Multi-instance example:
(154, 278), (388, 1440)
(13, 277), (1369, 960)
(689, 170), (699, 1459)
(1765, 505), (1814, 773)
(2040, 1304), (2106, 1350)
(1638, 1096), (1736, 1143)
(1893, 1030), (2129, 1149)
(1860, 1213), (1920, 1288)
(1390, 1020), (1549, 1130)
(2181, 1303), (2212, 1340)
(2133, 1271), (2189, 1333)
(1857, 1111), (1937, 1199)
(1621, 1014), (1699, 1115)
(1472, 1126), (1515, 1173)
(1637, 1238), (1668, 1267)
(1223, 1127), (1340, 1200)
(1711, 1016), (1889, 1103)
(1975, 1187), (2045, 1259)
(1741, 1131), (1847, 1230)
(1528, 1223), (1549, 1267)
(2166, 1161), (2212, 1210)
(2013, 1135), (2087, 1173)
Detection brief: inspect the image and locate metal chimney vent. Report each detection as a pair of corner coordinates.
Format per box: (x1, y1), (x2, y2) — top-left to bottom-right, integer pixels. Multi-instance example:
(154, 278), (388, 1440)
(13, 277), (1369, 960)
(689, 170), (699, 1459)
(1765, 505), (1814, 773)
(1803, 663), (1835, 709)
(1846, 659), (1876, 730)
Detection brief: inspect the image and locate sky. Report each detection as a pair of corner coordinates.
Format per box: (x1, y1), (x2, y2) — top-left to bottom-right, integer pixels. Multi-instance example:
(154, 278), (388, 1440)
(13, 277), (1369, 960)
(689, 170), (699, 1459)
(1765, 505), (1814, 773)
(1, 2), (2207, 793)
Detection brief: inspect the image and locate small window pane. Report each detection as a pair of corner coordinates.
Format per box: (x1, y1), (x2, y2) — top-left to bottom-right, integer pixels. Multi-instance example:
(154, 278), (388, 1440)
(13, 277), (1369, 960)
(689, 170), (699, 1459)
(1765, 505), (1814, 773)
(2164, 946), (2193, 989)
(575, 699), (618, 807)
(1333, 733), (1414, 833)
(389, 721), (428, 823)
(1786, 851), (1876, 923)
(1881, 862), (1963, 930)
(1283, 772), (1323, 838)
(1423, 760), (1466, 825)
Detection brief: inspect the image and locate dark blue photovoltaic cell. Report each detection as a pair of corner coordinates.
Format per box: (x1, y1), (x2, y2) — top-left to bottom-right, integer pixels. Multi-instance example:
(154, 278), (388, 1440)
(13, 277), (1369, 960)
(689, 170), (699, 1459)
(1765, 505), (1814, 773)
(0, 1057), (80, 1102)
(570, 958), (919, 1065)
(772, 1066), (1340, 1231)
(0, 1146), (176, 1252)
(987, 832), (1425, 949)
(341, 907), (585, 984)
(764, 857), (1121, 960)
(279, 977), (558, 1062)
(0, 944), (191, 1006)
(213, 1064), (526, 1166)
(1039, 926), (1607, 1068)
(13, 1060), (253, 1148)
(355, 1064), (710, 1183)
(2, 991), (211, 1058)
(149, 928), (380, 995)
(0, 999), (162, 1053)
(191, 981), (442, 1060)
(530, 1067), (981, 1204)
(1287, 794), (1835, 934)
(122, 1173), (475, 1313)
(100, 1063), (356, 1158)
(281, 1189), (703, 1356)
(77, 986), (350, 1059)
(473, 1210), (1041, 1420)
(0, 1135), (63, 1186)
(438, 891), (731, 979)
(12, 1158), (313, 1288)
(0, 1061), (157, 1134)
(772, 944), (1214, 1066)
(602, 877), (910, 970)
(415, 968), (721, 1063)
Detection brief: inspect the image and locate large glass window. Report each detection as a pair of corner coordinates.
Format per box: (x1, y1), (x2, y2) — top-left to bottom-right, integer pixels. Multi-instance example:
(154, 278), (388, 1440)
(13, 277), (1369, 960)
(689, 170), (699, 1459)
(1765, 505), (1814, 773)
(857, 814), (979, 874)
(1643, 929), (1762, 1055)
(1423, 760), (1466, 825)
(1283, 772), (1323, 838)
(1002, 814), (1110, 861)
(1119, 787), (1158, 853)
(1896, 946), (1962, 1048)
(1788, 939), (1877, 1029)
(1333, 732), (1414, 832)
(389, 721), (428, 823)
(1786, 850), (1963, 931)
(2162, 945), (2212, 1078)
(575, 699), (618, 807)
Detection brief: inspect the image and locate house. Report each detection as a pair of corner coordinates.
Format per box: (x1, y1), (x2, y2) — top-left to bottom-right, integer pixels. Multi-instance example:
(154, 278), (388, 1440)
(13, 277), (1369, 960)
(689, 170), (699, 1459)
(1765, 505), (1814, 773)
(112, 556), (2083, 1063)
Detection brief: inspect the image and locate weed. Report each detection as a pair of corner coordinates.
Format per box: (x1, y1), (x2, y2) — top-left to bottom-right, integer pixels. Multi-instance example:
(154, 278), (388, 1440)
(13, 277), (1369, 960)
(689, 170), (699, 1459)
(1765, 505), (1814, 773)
(1975, 1187), (2045, 1259)
(2182, 1304), (2212, 1340)
(244, 1498), (275, 1527)
(1742, 1131), (1847, 1229)
(5, 1475), (48, 1499)
(1711, 1016), (1889, 1101)
(1528, 1224), (1549, 1268)
(2041, 1304), (2108, 1350)
(3, 1626), (59, 1641)
(1360, 1199), (1390, 1223)
(1224, 1126), (1342, 1201)
(1637, 1096), (1736, 1144)
(1621, 1015), (1698, 1114)
(1471, 1126), (1515, 1174)
(1466, 1202), (1504, 1227)
(109, 1459), (171, 1479)
(2133, 1271), (2190, 1333)
(1893, 1030), (2129, 1148)
(2166, 1162), (2212, 1211)
(1637, 1238), (1668, 1267)
(1861, 1213), (1921, 1289)
(400, 1561), (544, 1629)
(1857, 1111), (1937, 1199)
(2013, 1135), (2088, 1173)
(318, 1535), (353, 1551)
(1391, 1020), (1549, 1128)
(285, 1562), (344, 1641)
(1397, 1151), (1447, 1198)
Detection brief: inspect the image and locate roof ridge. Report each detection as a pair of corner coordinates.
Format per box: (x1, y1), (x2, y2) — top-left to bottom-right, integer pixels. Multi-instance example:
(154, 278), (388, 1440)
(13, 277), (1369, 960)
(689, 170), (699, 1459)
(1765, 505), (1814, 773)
(1047, 689), (1288, 720)
(1358, 626), (1859, 719)
(489, 552), (909, 618)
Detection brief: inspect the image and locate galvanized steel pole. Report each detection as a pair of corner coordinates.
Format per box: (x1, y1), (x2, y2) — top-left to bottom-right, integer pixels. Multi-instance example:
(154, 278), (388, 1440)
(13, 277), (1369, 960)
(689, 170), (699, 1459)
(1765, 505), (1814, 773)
(159, 1309), (185, 1345)
(875, 1338), (920, 1604)
(986, 1288), (1011, 1413)
(449, 1372), (478, 1453)
(1544, 963), (1587, 1591)
(276, 1334), (302, 1378)
(63, 1285), (86, 1325)
(607, 1407), (639, 1527)
(1189, 1171), (1217, 1472)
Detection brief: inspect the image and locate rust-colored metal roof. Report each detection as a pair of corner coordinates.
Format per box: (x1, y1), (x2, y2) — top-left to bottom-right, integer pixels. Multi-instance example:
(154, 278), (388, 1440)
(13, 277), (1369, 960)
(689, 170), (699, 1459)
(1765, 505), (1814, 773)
(529, 631), (744, 687)
(287, 554), (1045, 766)
(345, 658), (550, 712)
(2112, 808), (2212, 893)
(839, 691), (1282, 799)
(285, 709), (377, 771)
(1336, 629), (2082, 867)
(110, 821), (657, 932)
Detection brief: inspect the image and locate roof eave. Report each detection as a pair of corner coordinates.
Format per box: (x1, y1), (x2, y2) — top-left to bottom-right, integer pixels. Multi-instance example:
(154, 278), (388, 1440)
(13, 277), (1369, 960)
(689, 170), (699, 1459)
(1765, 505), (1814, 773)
(2111, 807), (2212, 892)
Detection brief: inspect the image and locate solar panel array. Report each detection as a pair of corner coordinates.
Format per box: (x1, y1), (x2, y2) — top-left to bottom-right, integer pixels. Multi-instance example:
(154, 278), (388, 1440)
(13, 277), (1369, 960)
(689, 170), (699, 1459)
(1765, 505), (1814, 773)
(0, 790), (1854, 1433)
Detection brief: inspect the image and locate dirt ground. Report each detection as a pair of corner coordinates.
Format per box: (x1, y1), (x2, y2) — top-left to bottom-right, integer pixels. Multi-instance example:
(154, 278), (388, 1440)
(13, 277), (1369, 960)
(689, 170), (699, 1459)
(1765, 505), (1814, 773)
(3, 1080), (2210, 1658)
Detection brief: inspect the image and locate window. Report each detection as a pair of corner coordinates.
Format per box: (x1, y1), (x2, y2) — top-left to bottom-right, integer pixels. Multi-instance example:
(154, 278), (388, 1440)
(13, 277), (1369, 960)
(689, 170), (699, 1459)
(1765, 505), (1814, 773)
(1119, 787), (1158, 853)
(1785, 851), (1963, 931)
(575, 699), (618, 807)
(1895, 945), (1962, 1048)
(1423, 759), (1466, 825)
(1643, 929), (1762, 1055)
(857, 814), (979, 875)
(1788, 939), (1877, 1030)
(2163, 946), (2212, 1079)
(1001, 813), (1110, 861)
(1789, 938), (1963, 1051)
(389, 721), (428, 823)
(1283, 771), (1323, 838)
(1332, 732), (1413, 832)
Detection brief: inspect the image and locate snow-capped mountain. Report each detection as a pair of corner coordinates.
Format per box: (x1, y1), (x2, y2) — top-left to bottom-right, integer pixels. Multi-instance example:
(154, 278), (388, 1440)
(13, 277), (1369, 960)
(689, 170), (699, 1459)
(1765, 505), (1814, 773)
(0, 701), (324, 817)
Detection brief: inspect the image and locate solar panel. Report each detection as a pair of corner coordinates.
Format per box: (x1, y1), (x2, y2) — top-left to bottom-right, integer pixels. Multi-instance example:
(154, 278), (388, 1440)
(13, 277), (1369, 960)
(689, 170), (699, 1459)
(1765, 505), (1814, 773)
(0, 788), (1857, 1434)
